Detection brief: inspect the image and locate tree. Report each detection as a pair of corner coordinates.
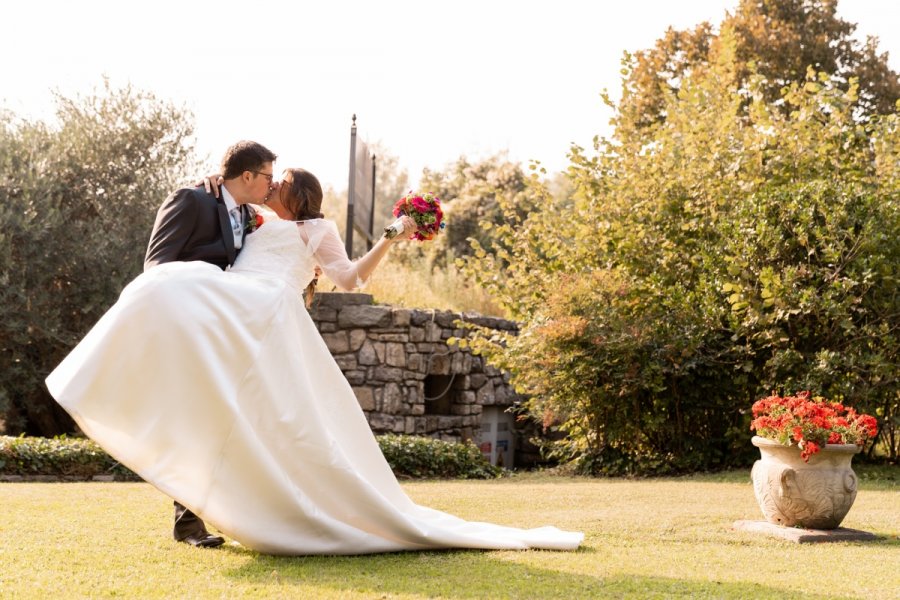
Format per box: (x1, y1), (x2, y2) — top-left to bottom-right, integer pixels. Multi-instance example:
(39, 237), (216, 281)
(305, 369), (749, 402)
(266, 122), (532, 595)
(464, 24), (900, 473)
(0, 81), (197, 435)
(619, 0), (900, 131)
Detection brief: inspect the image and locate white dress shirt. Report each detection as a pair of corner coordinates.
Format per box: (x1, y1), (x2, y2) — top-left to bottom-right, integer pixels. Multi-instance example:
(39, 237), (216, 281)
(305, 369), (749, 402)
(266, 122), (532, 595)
(221, 186), (243, 249)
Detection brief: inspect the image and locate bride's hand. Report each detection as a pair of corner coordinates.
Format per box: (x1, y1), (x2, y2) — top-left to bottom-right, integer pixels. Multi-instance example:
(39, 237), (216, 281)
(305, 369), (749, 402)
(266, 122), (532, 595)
(392, 216), (417, 242)
(195, 174), (225, 198)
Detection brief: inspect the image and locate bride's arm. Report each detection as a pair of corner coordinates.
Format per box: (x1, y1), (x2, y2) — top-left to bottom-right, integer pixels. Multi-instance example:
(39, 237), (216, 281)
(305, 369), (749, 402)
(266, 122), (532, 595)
(311, 217), (414, 290)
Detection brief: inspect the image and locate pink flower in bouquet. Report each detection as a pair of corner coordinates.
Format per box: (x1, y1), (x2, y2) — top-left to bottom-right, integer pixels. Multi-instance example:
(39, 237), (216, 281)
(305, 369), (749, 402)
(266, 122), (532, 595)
(388, 191), (446, 241)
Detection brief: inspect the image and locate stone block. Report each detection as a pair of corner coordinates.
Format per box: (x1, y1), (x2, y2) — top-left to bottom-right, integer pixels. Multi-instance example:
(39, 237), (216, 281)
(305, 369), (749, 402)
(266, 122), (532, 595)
(470, 356), (484, 373)
(451, 352), (464, 372)
(451, 404), (471, 416)
(425, 321), (443, 342)
(470, 374), (487, 389)
(407, 353), (423, 372)
(731, 520), (880, 543)
(344, 370), (366, 385)
(322, 331), (349, 354)
(409, 327), (425, 342)
(373, 366), (404, 382)
(375, 333), (408, 342)
(435, 312), (457, 328)
(338, 304), (393, 328)
(386, 343), (406, 367)
(333, 354), (357, 370)
(309, 307), (338, 322)
(368, 412), (396, 433)
(392, 309), (411, 327)
(353, 387), (375, 411)
(438, 416), (462, 429)
(452, 375), (471, 390)
(358, 340), (379, 365)
(477, 381), (496, 405)
(409, 310), (433, 326)
(460, 391), (477, 405)
(383, 383), (404, 413)
(349, 329), (368, 351)
(410, 403), (425, 415)
(373, 342), (386, 362)
(428, 353), (451, 375)
(318, 322), (337, 332)
(313, 292), (373, 309)
(417, 343), (436, 353)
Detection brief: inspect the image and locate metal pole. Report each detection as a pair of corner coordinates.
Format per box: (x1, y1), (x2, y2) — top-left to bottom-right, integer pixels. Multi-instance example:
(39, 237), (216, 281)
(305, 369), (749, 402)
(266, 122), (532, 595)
(345, 114), (357, 257)
(367, 154), (377, 251)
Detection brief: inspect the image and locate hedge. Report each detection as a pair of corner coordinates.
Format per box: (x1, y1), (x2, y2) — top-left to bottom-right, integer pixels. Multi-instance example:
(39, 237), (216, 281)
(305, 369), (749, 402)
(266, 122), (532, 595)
(0, 434), (500, 481)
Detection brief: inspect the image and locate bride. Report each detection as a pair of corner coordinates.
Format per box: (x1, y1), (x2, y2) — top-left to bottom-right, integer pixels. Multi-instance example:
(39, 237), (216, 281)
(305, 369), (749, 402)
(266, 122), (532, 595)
(45, 168), (584, 555)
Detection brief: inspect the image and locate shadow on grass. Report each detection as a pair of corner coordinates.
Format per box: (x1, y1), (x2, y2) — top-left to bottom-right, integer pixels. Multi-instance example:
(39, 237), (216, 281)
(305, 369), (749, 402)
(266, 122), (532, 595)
(220, 547), (820, 599)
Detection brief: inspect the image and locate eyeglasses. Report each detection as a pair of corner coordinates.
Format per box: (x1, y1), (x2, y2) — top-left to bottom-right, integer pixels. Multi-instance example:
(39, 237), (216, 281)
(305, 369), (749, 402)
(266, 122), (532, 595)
(251, 170), (274, 184)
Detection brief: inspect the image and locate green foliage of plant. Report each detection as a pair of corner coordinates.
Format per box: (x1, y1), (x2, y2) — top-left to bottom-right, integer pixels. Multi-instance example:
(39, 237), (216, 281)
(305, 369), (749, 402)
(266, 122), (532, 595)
(0, 80), (198, 435)
(619, 0), (900, 130)
(0, 435), (138, 479)
(462, 17), (900, 474)
(376, 434), (500, 479)
(0, 435), (500, 481)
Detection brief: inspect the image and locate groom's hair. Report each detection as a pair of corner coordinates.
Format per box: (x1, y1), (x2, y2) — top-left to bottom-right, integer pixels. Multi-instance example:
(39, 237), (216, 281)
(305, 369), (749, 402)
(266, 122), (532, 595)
(221, 141), (278, 180)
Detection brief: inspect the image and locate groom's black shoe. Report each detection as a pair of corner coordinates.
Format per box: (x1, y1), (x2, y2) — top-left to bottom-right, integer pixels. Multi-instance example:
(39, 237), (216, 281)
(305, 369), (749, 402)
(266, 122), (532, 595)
(178, 531), (226, 548)
(173, 501), (225, 548)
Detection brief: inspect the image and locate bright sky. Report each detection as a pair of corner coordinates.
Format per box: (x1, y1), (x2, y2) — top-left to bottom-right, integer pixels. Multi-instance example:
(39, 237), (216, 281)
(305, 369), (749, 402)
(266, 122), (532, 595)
(2, 1), (897, 191)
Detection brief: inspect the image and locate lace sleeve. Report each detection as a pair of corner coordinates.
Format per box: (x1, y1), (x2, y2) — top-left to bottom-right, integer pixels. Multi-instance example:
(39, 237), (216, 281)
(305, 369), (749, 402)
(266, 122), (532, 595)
(301, 220), (366, 291)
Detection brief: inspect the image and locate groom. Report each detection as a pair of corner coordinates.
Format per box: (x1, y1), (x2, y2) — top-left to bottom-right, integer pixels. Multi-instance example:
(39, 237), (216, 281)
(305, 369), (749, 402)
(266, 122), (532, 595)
(144, 140), (277, 547)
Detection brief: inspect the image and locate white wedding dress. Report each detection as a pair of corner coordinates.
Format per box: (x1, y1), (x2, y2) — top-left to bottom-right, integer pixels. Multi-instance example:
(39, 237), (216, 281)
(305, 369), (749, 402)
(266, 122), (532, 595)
(46, 219), (583, 555)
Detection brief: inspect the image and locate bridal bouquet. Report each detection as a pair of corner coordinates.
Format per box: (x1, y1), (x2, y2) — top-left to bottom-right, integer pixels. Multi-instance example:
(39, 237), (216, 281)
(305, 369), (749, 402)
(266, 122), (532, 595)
(750, 391), (878, 461)
(384, 191), (445, 241)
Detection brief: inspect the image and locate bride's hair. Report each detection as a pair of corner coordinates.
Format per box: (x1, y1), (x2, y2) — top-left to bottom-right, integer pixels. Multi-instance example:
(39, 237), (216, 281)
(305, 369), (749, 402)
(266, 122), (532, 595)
(278, 168), (325, 307)
(279, 168), (324, 221)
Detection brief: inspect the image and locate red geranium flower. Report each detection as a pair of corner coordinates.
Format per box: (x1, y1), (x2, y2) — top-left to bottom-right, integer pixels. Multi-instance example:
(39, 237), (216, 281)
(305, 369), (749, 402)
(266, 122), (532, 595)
(750, 391), (878, 462)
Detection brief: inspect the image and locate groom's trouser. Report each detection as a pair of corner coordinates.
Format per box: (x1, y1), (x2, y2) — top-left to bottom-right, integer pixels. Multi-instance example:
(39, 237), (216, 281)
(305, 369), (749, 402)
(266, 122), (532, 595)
(173, 501), (211, 540)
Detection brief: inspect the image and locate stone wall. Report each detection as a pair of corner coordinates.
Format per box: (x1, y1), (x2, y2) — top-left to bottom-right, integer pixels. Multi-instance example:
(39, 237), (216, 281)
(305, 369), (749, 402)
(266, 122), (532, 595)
(308, 292), (520, 444)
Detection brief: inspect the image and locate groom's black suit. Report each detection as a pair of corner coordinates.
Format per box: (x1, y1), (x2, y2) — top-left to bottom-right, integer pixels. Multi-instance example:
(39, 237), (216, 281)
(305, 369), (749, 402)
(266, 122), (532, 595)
(144, 185), (254, 547)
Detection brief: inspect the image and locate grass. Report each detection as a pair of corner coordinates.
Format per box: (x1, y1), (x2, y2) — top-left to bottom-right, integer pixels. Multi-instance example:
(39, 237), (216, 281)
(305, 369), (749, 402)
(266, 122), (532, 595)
(1, 469), (898, 599)
(319, 252), (504, 317)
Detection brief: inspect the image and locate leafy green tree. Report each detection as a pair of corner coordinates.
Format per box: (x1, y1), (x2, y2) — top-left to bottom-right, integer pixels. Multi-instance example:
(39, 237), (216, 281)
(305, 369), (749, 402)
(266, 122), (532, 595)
(0, 81), (197, 435)
(620, 0), (900, 131)
(464, 26), (900, 473)
(418, 153), (531, 264)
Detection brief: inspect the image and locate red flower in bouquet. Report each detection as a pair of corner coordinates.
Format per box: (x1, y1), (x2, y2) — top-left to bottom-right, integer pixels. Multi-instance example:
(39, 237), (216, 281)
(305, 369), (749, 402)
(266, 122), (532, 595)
(386, 191), (445, 241)
(750, 391), (878, 461)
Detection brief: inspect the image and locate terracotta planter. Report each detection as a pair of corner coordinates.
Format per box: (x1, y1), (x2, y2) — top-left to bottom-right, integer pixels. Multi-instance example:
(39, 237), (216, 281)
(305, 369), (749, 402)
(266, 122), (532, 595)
(750, 435), (861, 529)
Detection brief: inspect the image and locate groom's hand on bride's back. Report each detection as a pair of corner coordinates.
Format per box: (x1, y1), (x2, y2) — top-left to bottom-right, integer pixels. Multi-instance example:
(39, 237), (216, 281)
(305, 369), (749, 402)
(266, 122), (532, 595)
(195, 174), (225, 198)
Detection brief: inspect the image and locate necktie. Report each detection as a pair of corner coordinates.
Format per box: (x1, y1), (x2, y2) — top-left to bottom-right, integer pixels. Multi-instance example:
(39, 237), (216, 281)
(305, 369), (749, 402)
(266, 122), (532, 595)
(230, 206), (242, 247)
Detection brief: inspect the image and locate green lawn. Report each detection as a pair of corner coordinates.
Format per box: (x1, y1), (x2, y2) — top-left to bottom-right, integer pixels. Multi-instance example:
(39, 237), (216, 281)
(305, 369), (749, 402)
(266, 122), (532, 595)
(1, 470), (897, 599)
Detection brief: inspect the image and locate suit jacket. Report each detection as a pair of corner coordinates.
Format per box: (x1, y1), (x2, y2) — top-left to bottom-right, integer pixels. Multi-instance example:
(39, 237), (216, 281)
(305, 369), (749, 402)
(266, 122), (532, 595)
(144, 186), (254, 271)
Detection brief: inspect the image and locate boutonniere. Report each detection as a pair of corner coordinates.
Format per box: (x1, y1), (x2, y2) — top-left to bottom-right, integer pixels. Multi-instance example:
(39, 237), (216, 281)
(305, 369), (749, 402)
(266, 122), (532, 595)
(245, 212), (264, 233)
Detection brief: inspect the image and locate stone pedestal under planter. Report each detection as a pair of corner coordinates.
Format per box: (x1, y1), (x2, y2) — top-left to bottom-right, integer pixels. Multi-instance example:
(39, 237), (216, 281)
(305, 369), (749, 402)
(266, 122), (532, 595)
(750, 435), (861, 529)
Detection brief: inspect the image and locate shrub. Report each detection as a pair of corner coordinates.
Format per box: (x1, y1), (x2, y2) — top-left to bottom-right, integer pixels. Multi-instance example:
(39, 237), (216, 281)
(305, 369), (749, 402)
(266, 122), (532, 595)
(0, 435), (138, 480)
(464, 37), (900, 473)
(376, 434), (501, 479)
(0, 435), (500, 481)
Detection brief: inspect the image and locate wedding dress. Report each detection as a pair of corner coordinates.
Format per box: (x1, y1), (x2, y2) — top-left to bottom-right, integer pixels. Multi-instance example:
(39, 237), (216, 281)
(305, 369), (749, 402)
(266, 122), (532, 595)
(46, 219), (583, 555)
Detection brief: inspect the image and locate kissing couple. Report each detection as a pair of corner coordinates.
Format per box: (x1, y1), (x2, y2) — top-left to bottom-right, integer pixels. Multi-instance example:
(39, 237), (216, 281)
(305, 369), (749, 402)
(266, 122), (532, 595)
(46, 140), (583, 555)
